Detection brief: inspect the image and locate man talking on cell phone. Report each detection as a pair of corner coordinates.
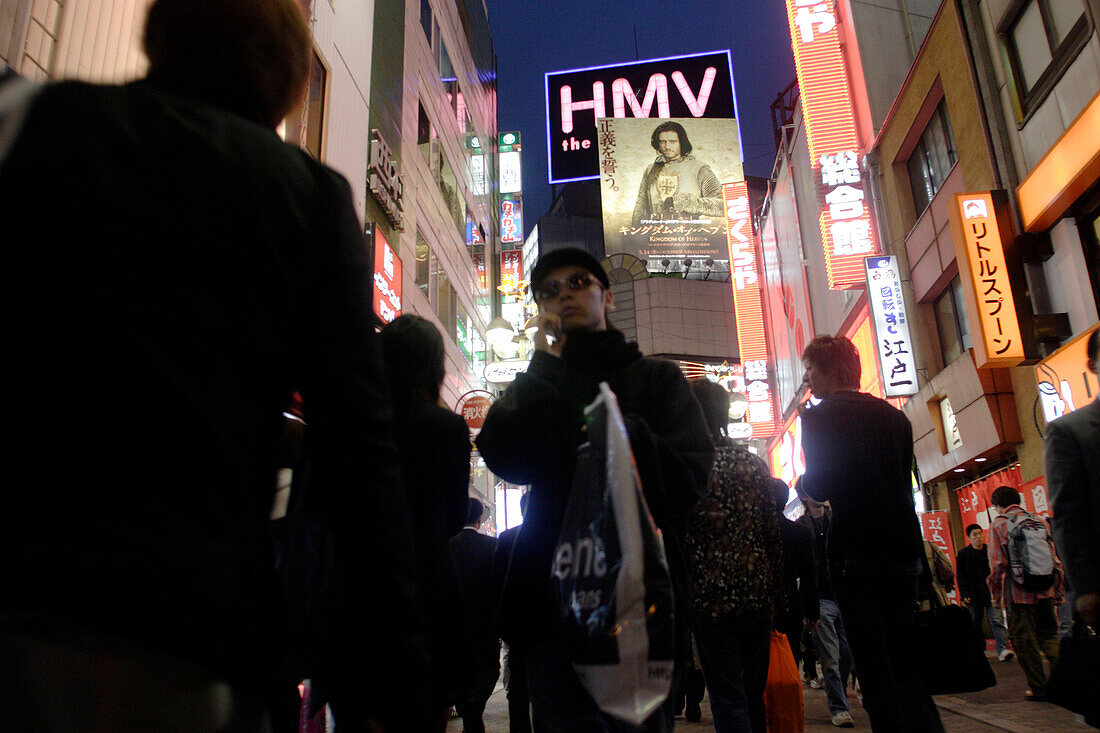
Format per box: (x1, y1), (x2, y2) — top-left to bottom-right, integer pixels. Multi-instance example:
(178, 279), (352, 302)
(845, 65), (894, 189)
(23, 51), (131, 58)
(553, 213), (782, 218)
(477, 247), (713, 731)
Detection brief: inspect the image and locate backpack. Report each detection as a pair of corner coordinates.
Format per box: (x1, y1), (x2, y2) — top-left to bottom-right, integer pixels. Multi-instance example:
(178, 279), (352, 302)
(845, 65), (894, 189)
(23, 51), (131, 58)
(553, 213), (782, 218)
(1005, 510), (1056, 593)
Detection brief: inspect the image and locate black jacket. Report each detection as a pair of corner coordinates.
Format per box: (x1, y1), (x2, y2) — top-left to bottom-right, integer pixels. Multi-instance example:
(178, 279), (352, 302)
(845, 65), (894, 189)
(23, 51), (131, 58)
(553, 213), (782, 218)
(956, 544), (993, 606)
(799, 510), (836, 601)
(1045, 398), (1100, 596)
(777, 516), (819, 634)
(801, 391), (924, 567)
(476, 330), (714, 644)
(450, 527), (500, 691)
(1, 80), (427, 709)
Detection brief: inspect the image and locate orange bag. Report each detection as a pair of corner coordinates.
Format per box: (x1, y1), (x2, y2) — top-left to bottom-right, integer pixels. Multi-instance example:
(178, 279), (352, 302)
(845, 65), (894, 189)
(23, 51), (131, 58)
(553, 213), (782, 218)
(764, 631), (804, 733)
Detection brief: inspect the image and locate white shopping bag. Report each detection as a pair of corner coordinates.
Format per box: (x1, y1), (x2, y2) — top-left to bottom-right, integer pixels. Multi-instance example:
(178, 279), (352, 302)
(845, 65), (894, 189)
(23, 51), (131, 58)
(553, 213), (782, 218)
(553, 382), (675, 725)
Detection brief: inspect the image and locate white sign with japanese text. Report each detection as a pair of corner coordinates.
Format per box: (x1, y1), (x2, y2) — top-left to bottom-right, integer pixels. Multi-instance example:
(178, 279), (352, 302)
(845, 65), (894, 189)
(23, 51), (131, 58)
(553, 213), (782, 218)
(864, 255), (918, 397)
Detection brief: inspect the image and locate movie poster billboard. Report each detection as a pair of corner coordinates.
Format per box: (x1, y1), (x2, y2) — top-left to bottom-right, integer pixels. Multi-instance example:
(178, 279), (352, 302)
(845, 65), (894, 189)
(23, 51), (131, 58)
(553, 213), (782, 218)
(597, 117), (743, 278)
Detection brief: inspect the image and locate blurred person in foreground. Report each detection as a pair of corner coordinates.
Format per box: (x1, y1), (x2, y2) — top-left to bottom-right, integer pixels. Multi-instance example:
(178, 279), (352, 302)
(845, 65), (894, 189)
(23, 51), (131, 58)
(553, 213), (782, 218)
(495, 492), (533, 733)
(956, 524), (1013, 662)
(381, 314), (470, 729)
(987, 485), (1064, 701)
(1044, 327), (1099, 632)
(0, 0), (428, 729)
(797, 336), (942, 732)
(684, 379), (784, 733)
(476, 247), (714, 731)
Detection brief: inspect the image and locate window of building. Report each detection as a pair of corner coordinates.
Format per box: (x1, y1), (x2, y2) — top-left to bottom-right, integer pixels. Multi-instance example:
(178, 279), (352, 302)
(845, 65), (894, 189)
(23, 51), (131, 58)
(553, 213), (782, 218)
(280, 50), (327, 159)
(934, 275), (973, 366)
(419, 0), (432, 45)
(1002, 0), (1090, 118)
(415, 230), (431, 298)
(906, 101), (956, 215)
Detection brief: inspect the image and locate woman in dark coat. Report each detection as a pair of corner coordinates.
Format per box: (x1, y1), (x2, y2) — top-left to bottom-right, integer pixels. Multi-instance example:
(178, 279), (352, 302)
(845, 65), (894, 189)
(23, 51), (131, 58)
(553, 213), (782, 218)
(381, 314), (471, 729)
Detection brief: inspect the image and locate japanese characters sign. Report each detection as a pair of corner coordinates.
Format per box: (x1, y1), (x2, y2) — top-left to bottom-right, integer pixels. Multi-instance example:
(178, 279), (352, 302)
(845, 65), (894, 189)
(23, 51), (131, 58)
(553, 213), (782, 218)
(596, 117), (743, 277)
(864, 256), (918, 397)
(456, 390), (494, 434)
(723, 181), (778, 438)
(368, 129), (405, 230)
(1034, 325), (1098, 424)
(949, 192), (1024, 368)
(369, 225), (402, 324)
(784, 0), (880, 289)
(919, 511), (959, 602)
(546, 51), (739, 184)
(500, 250), (523, 294)
(499, 132), (522, 194)
(501, 197), (523, 244)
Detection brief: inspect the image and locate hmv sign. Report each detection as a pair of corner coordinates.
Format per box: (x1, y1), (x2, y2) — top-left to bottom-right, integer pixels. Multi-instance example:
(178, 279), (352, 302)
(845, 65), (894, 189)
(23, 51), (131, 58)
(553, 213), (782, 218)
(545, 50), (738, 184)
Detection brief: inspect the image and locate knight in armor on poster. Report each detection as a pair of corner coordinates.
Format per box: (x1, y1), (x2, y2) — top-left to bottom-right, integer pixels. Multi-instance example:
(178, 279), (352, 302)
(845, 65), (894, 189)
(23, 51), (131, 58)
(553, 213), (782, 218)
(632, 121), (723, 224)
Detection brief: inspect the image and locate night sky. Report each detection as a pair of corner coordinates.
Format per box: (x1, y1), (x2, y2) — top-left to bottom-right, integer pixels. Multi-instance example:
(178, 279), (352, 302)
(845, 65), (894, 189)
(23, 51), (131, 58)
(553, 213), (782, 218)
(484, 0), (797, 236)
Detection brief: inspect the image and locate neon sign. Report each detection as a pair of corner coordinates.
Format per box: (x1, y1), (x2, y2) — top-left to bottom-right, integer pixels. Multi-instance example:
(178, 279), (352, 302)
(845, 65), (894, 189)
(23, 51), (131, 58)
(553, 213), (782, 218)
(864, 255), (918, 397)
(723, 181), (778, 438)
(784, 0), (879, 289)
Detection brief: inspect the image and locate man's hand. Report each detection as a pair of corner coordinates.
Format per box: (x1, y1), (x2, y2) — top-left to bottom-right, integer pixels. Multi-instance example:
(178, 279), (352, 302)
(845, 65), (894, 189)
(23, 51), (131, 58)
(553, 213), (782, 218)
(527, 313), (564, 357)
(1077, 591), (1099, 628)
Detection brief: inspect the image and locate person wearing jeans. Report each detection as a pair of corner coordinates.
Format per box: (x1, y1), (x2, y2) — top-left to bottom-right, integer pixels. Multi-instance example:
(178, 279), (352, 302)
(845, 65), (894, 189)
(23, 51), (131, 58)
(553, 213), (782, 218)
(693, 613), (773, 733)
(956, 523), (1013, 661)
(814, 599), (854, 726)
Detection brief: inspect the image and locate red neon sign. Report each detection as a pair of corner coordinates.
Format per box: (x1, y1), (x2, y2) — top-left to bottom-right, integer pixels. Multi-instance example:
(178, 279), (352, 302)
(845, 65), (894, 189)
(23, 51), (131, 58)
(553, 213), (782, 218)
(723, 181), (778, 438)
(371, 228), (402, 324)
(785, 0), (880, 290)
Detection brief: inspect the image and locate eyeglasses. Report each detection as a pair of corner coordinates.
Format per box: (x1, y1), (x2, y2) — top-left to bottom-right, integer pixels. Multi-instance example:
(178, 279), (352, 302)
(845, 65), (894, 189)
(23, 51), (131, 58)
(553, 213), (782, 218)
(534, 273), (596, 302)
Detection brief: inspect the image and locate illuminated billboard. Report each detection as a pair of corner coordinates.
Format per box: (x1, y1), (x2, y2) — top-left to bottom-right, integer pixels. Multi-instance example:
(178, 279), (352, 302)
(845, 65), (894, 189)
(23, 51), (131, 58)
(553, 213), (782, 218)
(784, 0), (880, 289)
(948, 191), (1025, 368)
(597, 117), (743, 277)
(724, 181), (778, 439)
(370, 225), (402, 324)
(1035, 325), (1098, 424)
(545, 50), (739, 184)
(501, 197), (523, 244)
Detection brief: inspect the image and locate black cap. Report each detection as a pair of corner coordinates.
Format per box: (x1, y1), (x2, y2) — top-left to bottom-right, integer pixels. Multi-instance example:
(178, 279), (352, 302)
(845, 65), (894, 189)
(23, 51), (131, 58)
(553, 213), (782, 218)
(530, 247), (610, 293)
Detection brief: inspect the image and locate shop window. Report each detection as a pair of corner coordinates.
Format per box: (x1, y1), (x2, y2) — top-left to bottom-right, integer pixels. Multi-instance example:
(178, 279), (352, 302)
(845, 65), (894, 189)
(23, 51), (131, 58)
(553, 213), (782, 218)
(1001, 0), (1090, 119)
(906, 101), (956, 215)
(280, 50), (327, 159)
(934, 275), (973, 367)
(415, 230), (431, 298)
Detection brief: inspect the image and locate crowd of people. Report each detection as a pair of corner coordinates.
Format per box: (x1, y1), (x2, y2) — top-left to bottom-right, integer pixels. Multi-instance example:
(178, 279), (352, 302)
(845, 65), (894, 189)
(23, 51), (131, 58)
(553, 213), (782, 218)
(1, 0), (1096, 731)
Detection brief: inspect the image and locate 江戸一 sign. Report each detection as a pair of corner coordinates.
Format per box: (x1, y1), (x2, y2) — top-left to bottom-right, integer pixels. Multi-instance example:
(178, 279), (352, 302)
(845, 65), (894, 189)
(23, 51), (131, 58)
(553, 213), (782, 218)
(864, 255), (918, 397)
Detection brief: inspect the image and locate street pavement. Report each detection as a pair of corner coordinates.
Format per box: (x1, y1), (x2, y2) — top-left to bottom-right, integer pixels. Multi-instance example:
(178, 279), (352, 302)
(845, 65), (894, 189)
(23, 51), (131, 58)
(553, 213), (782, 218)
(447, 652), (1093, 731)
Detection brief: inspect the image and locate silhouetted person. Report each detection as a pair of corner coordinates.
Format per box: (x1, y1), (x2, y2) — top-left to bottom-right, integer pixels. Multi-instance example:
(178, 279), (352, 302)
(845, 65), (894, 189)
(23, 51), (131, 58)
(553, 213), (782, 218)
(382, 314), (471, 729)
(770, 479), (820, 680)
(956, 524), (1012, 661)
(0, 0), (428, 729)
(450, 498), (500, 733)
(495, 493), (533, 733)
(799, 336), (942, 732)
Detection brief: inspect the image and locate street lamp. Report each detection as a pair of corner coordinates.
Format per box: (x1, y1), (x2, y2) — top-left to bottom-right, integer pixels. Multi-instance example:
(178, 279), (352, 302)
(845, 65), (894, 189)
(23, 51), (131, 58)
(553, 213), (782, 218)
(486, 316), (515, 350)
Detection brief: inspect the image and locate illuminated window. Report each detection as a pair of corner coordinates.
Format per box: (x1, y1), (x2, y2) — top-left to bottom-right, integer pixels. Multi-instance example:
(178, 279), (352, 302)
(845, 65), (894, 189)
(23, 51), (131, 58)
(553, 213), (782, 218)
(281, 50), (327, 159)
(906, 102), (956, 215)
(415, 230), (431, 298)
(1001, 0), (1090, 118)
(934, 276), (973, 367)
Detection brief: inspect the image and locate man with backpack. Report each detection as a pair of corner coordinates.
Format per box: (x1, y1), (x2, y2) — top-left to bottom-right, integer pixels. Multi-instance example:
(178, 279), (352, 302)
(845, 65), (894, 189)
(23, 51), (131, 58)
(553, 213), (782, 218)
(987, 485), (1064, 701)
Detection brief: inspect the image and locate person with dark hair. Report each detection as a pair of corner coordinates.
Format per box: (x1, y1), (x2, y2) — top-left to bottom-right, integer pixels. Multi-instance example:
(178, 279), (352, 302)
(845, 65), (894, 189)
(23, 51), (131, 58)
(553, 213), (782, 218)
(797, 492), (854, 727)
(477, 247), (714, 730)
(770, 479), (821, 708)
(987, 485), (1064, 701)
(1044, 327), (1099, 639)
(449, 498), (500, 733)
(684, 379), (783, 733)
(798, 335), (942, 731)
(955, 523), (1013, 661)
(632, 120), (723, 224)
(381, 314), (471, 729)
(0, 0), (429, 729)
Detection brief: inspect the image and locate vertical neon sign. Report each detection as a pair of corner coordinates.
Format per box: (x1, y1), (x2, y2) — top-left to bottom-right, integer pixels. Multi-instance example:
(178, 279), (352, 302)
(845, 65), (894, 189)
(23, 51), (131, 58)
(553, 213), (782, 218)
(723, 181), (778, 438)
(785, 0), (880, 289)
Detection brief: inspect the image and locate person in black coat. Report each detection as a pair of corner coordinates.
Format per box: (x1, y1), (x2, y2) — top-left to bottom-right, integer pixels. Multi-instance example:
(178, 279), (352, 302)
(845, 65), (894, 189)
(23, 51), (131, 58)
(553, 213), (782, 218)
(450, 498), (500, 733)
(477, 247), (714, 730)
(495, 493), (533, 733)
(771, 478), (819, 671)
(0, 1), (429, 729)
(381, 314), (471, 729)
(955, 524), (1012, 661)
(798, 335), (942, 733)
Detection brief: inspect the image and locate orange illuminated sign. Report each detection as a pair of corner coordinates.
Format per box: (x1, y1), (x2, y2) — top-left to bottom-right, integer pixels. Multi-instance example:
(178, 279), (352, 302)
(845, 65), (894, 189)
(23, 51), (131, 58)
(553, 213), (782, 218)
(784, 0), (880, 290)
(949, 192), (1025, 368)
(1018, 90), (1100, 232)
(724, 181), (778, 438)
(1035, 325), (1099, 425)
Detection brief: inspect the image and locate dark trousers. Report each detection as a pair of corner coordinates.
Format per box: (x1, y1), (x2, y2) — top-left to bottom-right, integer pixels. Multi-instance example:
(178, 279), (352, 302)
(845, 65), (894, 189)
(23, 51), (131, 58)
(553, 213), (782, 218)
(1007, 598), (1060, 696)
(504, 642), (533, 733)
(832, 559), (944, 733)
(694, 612), (772, 733)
